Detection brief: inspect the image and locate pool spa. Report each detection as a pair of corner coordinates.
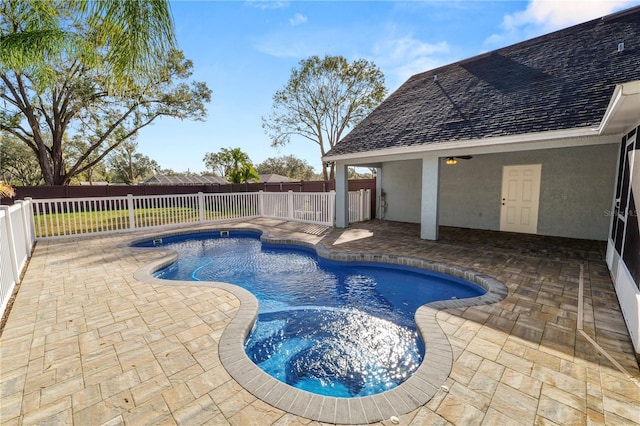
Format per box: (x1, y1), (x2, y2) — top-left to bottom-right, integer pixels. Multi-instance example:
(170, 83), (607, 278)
(133, 228), (506, 423)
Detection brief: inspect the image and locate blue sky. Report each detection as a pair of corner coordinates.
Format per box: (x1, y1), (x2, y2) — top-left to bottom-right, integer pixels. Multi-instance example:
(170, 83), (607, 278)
(137, 0), (640, 174)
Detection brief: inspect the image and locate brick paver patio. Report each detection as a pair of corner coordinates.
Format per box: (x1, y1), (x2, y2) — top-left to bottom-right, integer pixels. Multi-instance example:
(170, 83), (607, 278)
(1, 218), (639, 425)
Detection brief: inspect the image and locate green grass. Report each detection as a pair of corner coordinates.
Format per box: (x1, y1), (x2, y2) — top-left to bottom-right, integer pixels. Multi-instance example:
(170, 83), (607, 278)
(33, 207), (200, 237)
(33, 203), (261, 238)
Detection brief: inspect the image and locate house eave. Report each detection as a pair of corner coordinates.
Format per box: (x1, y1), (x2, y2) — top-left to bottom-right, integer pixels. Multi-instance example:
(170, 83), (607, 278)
(598, 80), (640, 135)
(323, 127), (617, 163)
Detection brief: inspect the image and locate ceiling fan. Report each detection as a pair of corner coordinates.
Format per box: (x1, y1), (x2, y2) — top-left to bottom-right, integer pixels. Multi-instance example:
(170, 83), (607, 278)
(444, 155), (473, 165)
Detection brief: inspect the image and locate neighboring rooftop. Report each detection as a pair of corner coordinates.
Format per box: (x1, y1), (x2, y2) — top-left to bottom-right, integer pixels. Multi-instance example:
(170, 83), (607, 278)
(142, 175), (228, 185)
(327, 6), (640, 157)
(258, 173), (296, 183)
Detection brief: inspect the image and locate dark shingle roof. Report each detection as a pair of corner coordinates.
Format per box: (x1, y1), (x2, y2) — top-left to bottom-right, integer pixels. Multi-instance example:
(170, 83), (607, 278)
(327, 7), (640, 157)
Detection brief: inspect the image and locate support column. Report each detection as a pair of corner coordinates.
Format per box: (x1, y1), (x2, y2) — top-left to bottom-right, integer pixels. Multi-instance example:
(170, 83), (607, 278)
(375, 167), (383, 219)
(420, 156), (440, 240)
(335, 162), (349, 228)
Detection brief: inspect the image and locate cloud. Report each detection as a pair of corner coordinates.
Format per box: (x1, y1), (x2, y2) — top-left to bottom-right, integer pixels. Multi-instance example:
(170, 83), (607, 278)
(254, 33), (325, 58)
(486, 0), (639, 47)
(253, 22), (452, 91)
(370, 34), (451, 89)
(245, 0), (289, 10)
(289, 13), (307, 26)
(253, 26), (347, 58)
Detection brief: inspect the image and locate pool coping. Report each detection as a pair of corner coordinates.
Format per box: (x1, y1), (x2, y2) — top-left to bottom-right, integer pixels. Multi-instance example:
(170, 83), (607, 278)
(129, 226), (508, 424)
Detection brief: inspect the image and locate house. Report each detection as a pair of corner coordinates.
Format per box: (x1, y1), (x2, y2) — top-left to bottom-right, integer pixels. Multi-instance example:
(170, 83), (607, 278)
(258, 173), (296, 183)
(323, 7), (640, 359)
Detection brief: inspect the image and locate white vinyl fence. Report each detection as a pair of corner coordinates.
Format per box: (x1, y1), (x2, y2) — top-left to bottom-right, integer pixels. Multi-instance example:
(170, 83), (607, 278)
(1, 200), (36, 320)
(29, 190), (370, 239)
(261, 191), (335, 225)
(349, 189), (372, 223)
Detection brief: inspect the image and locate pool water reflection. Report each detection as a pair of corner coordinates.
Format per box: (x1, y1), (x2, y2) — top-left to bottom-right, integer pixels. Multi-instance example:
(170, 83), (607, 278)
(142, 231), (485, 397)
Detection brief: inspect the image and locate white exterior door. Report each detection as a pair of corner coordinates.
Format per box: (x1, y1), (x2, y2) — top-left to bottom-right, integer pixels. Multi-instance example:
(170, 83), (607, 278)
(500, 164), (542, 234)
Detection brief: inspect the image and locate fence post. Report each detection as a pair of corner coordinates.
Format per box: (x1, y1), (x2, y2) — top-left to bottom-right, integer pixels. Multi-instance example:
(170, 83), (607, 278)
(365, 189), (371, 220)
(22, 198), (35, 245)
(127, 194), (136, 230)
(287, 190), (294, 220)
(359, 189), (365, 222)
(16, 200), (31, 251)
(258, 191), (264, 216)
(329, 190), (336, 226)
(198, 192), (205, 222)
(0, 206), (21, 283)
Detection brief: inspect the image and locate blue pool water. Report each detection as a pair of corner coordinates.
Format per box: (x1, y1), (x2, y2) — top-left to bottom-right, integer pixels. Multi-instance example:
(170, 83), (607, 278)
(138, 231), (485, 397)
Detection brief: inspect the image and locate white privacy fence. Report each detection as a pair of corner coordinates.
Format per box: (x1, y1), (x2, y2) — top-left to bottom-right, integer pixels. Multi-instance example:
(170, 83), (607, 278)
(349, 189), (372, 223)
(1, 200), (36, 320)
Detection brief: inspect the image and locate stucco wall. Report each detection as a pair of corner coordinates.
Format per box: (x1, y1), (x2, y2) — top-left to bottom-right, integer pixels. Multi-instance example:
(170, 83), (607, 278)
(438, 144), (618, 240)
(381, 160), (422, 223)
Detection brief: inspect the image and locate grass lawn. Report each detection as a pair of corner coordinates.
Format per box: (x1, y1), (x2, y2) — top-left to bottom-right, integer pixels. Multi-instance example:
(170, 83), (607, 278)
(32, 207), (234, 237)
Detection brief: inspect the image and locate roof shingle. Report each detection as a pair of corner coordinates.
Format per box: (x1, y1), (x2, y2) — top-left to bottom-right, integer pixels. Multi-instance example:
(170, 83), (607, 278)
(327, 7), (640, 157)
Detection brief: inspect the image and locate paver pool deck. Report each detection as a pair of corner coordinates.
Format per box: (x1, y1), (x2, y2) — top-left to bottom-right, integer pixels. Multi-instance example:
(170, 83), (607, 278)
(1, 218), (639, 425)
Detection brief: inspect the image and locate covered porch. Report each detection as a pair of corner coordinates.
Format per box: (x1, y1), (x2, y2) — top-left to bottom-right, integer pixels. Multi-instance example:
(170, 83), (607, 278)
(332, 136), (619, 241)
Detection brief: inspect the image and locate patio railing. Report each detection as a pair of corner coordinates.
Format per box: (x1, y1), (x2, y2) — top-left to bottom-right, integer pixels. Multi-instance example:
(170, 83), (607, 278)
(29, 190), (371, 239)
(1, 200), (36, 319)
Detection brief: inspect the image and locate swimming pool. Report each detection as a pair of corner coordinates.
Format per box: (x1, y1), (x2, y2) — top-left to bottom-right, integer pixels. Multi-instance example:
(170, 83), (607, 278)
(137, 230), (486, 397)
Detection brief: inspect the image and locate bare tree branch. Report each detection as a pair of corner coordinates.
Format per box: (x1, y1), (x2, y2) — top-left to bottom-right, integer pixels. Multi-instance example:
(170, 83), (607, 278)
(262, 55), (386, 180)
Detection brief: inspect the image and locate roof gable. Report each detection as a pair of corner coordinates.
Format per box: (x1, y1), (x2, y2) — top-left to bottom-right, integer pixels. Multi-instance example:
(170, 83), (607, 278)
(327, 7), (640, 158)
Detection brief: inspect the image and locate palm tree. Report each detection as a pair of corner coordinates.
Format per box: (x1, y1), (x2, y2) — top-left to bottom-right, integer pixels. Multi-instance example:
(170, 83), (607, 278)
(0, 181), (15, 198)
(0, 0), (175, 90)
(226, 148), (259, 183)
(233, 164), (260, 184)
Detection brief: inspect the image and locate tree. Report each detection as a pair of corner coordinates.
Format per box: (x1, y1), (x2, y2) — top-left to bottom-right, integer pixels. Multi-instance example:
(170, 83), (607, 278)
(0, 1), (211, 185)
(203, 147), (258, 183)
(107, 141), (159, 184)
(262, 55), (387, 181)
(203, 151), (231, 177)
(0, 181), (15, 199)
(1, 47), (210, 185)
(230, 163), (260, 184)
(0, 132), (43, 185)
(64, 136), (109, 185)
(0, 0), (175, 91)
(348, 167), (375, 179)
(255, 155), (315, 180)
